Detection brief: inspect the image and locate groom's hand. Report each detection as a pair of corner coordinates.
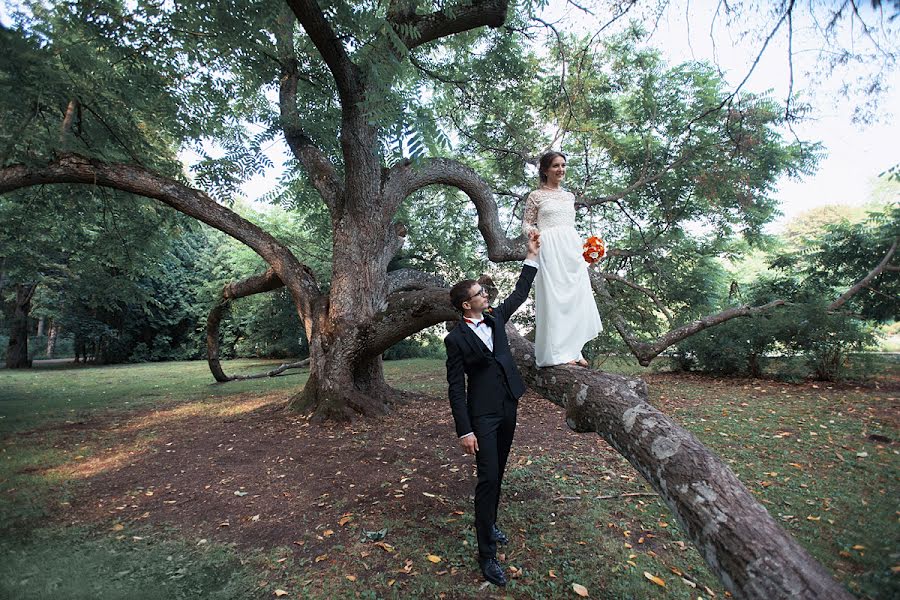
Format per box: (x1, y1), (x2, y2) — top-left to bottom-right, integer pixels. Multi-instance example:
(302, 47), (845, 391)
(526, 232), (540, 260)
(459, 433), (479, 454)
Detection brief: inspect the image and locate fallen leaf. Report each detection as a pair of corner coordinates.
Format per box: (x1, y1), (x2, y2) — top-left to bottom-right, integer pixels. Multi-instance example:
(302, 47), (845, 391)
(427, 554), (442, 563)
(644, 572), (666, 587)
(315, 554), (328, 563)
(234, 491), (248, 497)
(274, 591), (288, 597)
(111, 523), (124, 531)
(806, 515), (820, 521)
(323, 529), (334, 537)
(572, 582), (589, 597)
(345, 575), (357, 582)
(548, 569), (557, 578)
(338, 514), (352, 526)
(852, 544), (865, 550)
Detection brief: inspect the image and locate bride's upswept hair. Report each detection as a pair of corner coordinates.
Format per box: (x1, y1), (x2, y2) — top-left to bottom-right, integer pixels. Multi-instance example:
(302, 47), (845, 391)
(538, 151), (566, 183)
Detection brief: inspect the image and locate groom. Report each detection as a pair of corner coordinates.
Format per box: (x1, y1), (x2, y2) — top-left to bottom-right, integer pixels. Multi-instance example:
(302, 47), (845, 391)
(444, 234), (540, 586)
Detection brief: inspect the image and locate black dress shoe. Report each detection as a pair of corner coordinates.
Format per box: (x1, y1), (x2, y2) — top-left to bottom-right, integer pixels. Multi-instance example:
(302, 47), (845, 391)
(479, 557), (508, 586)
(491, 524), (509, 545)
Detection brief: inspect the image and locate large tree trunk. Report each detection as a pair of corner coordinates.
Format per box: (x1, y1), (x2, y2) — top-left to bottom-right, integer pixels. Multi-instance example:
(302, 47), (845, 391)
(286, 208), (401, 420)
(287, 339), (394, 421)
(5, 283), (37, 369)
(507, 327), (853, 600)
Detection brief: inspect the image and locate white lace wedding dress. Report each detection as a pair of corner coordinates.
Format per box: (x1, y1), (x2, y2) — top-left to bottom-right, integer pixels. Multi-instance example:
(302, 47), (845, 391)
(523, 189), (603, 367)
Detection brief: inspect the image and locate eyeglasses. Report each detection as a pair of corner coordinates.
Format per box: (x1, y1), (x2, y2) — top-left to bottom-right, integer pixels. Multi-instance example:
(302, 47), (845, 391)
(466, 287), (488, 302)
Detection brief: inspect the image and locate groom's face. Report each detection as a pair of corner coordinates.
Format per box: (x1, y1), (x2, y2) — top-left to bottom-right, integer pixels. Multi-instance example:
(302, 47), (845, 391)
(463, 284), (489, 313)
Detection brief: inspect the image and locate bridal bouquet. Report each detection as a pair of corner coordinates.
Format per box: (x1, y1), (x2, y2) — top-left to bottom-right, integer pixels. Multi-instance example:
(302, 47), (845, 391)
(582, 236), (605, 264)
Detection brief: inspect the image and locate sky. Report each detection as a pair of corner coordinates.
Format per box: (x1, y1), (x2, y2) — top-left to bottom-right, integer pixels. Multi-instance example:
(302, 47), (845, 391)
(3, 1), (897, 232)
(544, 1), (900, 230)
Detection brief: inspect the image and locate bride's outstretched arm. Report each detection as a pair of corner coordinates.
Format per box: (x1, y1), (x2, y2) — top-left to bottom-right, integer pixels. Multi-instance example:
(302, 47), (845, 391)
(522, 192), (539, 237)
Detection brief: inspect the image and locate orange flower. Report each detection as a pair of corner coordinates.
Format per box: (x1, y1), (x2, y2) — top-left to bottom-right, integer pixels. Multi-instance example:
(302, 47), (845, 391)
(582, 236), (605, 264)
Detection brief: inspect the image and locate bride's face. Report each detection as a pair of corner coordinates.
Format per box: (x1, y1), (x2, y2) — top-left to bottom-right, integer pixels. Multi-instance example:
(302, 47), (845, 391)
(545, 156), (566, 185)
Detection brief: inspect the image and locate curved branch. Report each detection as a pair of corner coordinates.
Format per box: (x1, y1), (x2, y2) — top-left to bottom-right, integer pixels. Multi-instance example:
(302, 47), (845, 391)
(0, 153), (322, 317)
(366, 286), (457, 358)
(207, 268), (285, 382)
(390, 0), (509, 50)
(285, 0), (361, 105)
(828, 237), (897, 311)
(506, 328), (853, 600)
(383, 157), (525, 262)
(274, 10), (343, 209)
(589, 270), (786, 366)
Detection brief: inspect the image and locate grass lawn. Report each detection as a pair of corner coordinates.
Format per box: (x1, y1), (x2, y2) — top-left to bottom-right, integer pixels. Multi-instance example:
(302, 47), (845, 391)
(0, 358), (897, 599)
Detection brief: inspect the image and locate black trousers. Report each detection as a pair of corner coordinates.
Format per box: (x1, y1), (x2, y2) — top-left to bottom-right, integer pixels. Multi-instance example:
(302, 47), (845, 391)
(471, 392), (517, 559)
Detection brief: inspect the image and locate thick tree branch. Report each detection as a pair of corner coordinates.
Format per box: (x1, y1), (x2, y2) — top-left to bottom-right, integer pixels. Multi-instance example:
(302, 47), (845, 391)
(383, 157), (525, 261)
(0, 153), (322, 317)
(827, 238), (897, 311)
(274, 10), (343, 209)
(367, 286), (457, 358)
(285, 0), (362, 105)
(387, 268), (447, 294)
(505, 328), (853, 600)
(207, 268), (286, 382)
(389, 0), (510, 50)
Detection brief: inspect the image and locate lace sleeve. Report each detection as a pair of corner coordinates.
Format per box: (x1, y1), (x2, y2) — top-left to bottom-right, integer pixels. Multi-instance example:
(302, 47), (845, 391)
(522, 192), (539, 237)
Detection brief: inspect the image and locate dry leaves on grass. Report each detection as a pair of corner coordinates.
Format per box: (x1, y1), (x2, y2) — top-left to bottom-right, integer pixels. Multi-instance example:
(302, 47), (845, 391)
(572, 582), (589, 596)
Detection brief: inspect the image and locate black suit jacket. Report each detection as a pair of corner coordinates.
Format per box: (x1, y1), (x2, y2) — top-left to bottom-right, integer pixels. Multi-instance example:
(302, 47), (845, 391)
(444, 264), (537, 437)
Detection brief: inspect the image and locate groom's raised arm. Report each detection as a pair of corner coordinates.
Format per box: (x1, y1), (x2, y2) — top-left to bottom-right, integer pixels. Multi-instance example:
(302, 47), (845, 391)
(493, 263), (537, 322)
(493, 234), (540, 322)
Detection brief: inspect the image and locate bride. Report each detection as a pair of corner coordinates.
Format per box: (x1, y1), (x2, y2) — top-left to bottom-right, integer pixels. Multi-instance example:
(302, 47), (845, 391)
(522, 151), (603, 367)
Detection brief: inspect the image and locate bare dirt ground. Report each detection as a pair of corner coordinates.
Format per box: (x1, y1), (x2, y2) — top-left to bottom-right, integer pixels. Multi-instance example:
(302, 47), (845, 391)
(45, 385), (621, 577)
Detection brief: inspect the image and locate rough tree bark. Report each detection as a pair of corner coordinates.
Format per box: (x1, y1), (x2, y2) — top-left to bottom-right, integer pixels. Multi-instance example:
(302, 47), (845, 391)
(5, 282), (37, 368)
(505, 327), (854, 600)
